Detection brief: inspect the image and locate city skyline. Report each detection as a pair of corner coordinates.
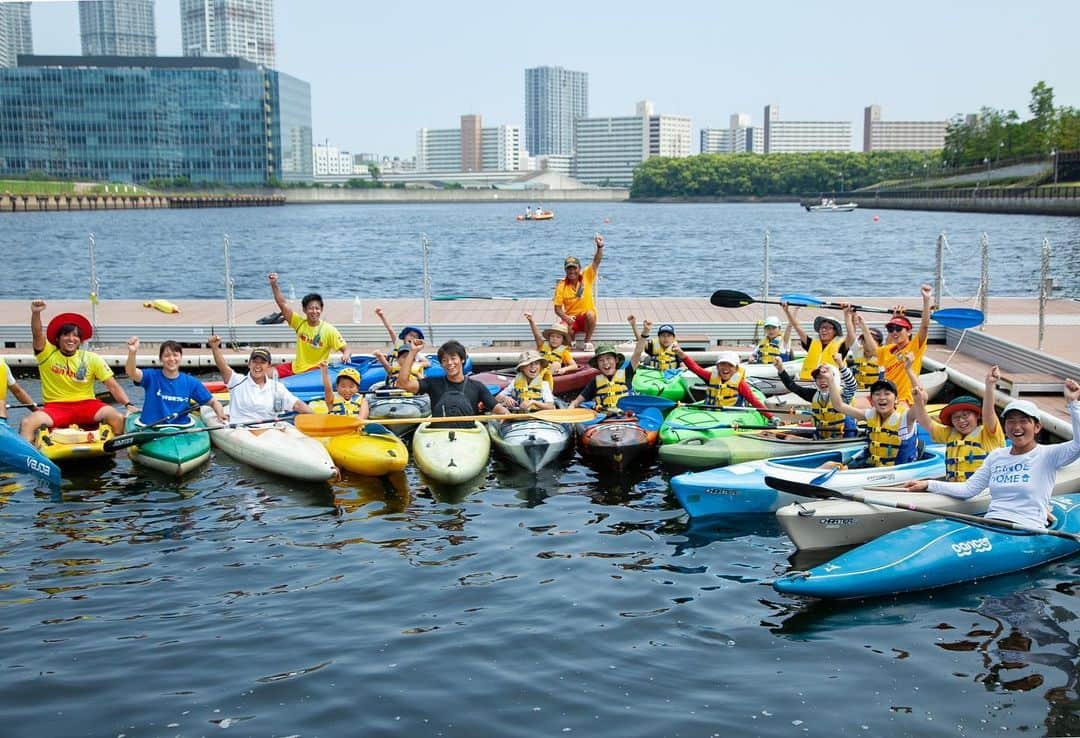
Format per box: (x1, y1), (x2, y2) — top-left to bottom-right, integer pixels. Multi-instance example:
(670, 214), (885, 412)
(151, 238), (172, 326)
(24, 0), (1080, 158)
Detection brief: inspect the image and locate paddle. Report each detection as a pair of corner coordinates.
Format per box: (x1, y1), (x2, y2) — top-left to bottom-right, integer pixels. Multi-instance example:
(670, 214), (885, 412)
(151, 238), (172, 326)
(296, 407), (597, 435)
(662, 422), (809, 432)
(103, 415), (295, 452)
(763, 476), (1080, 543)
(709, 290), (985, 329)
(617, 395), (809, 419)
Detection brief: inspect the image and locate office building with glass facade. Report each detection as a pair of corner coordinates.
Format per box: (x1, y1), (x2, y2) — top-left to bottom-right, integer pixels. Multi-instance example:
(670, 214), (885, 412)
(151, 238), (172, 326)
(79, 0), (157, 56)
(0, 55), (312, 185)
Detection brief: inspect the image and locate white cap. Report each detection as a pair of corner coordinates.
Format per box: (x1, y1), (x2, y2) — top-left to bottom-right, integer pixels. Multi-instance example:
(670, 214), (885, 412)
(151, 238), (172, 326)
(716, 351), (741, 367)
(1002, 399), (1041, 421)
(764, 316), (782, 328)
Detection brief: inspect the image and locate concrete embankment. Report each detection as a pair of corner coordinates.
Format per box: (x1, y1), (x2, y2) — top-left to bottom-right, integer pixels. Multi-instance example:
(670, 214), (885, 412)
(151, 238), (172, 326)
(843, 193), (1080, 216)
(0, 192), (285, 212)
(280, 188), (628, 204)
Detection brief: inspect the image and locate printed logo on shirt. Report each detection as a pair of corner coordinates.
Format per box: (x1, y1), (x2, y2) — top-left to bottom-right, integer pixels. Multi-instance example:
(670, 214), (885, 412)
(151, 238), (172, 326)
(989, 460), (1032, 486)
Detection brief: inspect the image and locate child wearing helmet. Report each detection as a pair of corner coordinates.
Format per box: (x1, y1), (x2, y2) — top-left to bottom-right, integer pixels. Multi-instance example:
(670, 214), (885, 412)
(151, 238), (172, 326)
(319, 362), (369, 418)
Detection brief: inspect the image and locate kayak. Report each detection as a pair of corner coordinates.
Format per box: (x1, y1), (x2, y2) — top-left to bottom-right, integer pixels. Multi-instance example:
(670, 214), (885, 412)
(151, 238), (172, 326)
(773, 494), (1080, 599)
(282, 356), (474, 397)
(684, 359), (803, 399)
(576, 408), (663, 470)
(489, 418), (571, 473)
(659, 428), (865, 470)
(632, 366), (687, 401)
(776, 458), (1080, 551)
(470, 365), (599, 398)
(368, 391), (432, 437)
(322, 425), (409, 477)
(412, 420), (491, 485)
(0, 422), (61, 488)
(669, 444), (946, 518)
(199, 406), (336, 482)
(124, 412), (211, 477)
(658, 401), (767, 445)
(37, 422), (113, 463)
(765, 370), (948, 410)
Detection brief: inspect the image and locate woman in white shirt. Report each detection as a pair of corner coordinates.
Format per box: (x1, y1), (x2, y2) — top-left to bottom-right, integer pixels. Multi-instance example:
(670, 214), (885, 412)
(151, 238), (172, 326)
(209, 337), (313, 425)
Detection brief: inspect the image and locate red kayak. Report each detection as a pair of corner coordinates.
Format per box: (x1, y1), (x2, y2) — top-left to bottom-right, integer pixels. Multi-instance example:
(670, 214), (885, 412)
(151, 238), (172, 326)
(471, 365), (599, 397)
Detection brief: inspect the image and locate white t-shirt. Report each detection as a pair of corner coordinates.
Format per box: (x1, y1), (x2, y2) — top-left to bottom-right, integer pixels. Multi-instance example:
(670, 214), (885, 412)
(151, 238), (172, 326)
(226, 372), (299, 425)
(928, 401), (1080, 529)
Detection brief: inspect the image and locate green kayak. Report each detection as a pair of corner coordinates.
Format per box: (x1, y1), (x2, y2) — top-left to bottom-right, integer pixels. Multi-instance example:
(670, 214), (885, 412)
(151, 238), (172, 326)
(631, 366), (687, 401)
(657, 402), (767, 445)
(125, 412), (211, 477)
(659, 429), (866, 470)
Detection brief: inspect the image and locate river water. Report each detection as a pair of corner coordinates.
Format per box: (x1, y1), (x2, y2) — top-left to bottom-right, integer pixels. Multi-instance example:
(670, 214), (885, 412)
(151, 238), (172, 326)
(3, 204), (1080, 736)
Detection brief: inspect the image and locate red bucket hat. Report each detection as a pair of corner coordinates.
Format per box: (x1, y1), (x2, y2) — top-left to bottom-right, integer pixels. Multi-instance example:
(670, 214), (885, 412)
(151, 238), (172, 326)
(46, 312), (93, 345)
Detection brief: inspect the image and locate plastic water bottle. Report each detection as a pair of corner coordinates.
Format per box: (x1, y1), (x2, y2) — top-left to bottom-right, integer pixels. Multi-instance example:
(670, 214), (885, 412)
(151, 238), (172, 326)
(353, 296), (363, 323)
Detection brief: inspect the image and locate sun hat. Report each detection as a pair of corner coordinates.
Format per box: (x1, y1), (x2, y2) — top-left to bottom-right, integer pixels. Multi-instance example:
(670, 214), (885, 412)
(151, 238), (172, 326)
(763, 316), (782, 328)
(1002, 399), (1041, 421)
(397, 325), (425, 340)
(563, 256), (581, 269)
(46, 312), (93, 345)
(868, 378), (897, 396)
(542, 323), (570, 340)
(715, 351), (741, 367)
(885, 315), (913, 331)
(657, 324), (676, 335)
(588, 344), (625, 369)
(249, 347), (272, 363)
(515, 350), (550, 370)
(813, 316), (843, 336)
(336, 367), (362, 386)
(939, 395), (982, 426)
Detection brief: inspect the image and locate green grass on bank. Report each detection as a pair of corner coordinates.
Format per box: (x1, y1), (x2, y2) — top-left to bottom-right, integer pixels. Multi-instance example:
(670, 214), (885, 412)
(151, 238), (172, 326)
(0, 179), (151, 196)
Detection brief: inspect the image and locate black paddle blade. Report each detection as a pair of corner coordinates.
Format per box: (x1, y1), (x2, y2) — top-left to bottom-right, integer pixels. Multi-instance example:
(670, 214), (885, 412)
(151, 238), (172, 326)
(710, 289), (755, 308)
(102, 434), (146, 453)
(763, 475), (836, 499)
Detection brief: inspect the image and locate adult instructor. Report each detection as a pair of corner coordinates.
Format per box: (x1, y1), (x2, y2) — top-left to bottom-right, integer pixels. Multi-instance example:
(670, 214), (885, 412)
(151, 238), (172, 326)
(553, 233), (604, 351)
(396, 340), (510, 421)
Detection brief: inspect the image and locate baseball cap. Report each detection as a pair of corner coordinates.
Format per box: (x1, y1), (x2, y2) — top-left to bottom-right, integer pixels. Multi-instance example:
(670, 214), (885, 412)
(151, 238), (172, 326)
(868, 379), (897, 395)
(763, 316), (782, 328)
(249, 347), (272, 363)
(716, 351), (740, 367)
(564, 256), (581, 269)
(885, 315), (913, 331)
(658, 324), (676, 335)
(1002, 399), (1041, 421)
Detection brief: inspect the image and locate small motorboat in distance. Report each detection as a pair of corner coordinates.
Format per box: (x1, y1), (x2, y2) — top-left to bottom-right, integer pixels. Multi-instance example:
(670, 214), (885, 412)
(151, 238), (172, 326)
(806, 198), (858, 212)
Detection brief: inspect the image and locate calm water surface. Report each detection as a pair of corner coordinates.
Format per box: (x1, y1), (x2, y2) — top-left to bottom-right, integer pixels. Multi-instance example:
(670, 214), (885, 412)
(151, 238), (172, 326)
(2, 202), (1079, 300)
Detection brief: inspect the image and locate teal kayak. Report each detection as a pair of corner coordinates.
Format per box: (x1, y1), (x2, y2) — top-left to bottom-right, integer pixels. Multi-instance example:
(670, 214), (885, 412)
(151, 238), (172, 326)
(0, 421), (62, 489)
(125, 412), (211, 477)
(658, 401), (766, 445)
(631, 366), (687, 402)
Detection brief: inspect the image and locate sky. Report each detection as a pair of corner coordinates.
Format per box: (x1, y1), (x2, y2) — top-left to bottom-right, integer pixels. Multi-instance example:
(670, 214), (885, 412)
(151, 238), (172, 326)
(26, 0), (1080, 159)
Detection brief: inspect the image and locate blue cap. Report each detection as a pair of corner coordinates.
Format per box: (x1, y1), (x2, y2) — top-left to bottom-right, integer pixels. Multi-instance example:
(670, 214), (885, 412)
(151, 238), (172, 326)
(657, 324), (676, 335)
(398, 325), (425, 340)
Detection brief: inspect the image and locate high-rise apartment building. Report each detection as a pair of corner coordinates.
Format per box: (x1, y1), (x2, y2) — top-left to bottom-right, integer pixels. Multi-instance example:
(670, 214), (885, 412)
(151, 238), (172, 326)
(700, 113), (762, 154)
(181, 0), (276, 68)
(763, 104), (851, 153)
(416, 123), (522, 174)
(524, 66), (588, 157)
(79, 0), (157, 57)
(0, 3), (32, 68)
(863, 104), (947, 152)
(573, 102), (691, 187)
(461, 114), (482, 173)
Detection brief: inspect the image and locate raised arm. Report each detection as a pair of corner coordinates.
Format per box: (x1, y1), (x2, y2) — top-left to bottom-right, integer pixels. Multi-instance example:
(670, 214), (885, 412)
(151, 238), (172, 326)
(834, 353), (858, 402)
(320, 361), (334, 408)
(916, 283), (932, 347)
(208, 335), (234, 384)
(773, 357), (816, 402)
(841, 304), (857, 349)
(827, 370), (866, 420)
(267, 272), (294, 323)
(374, 306), (397, 344)
(628, 316), (647, 369)
(782, 302), (808, 345)
(524, 312), (544, 349)
(627, 314), (642, 342)
(373, 350), (391, 372)
(30, 300), (46, 353)
(125, 335), (144, 383)
(395, 343), (423, 394)
(857, 312), (879, 355)
(983, 365), (1000, 438)
(591, 233), (604, 270)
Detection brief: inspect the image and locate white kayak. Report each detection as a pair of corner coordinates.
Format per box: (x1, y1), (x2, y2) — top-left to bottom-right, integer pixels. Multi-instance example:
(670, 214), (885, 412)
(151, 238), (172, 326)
(200, 407), (336, 482)
(489, 418), (571, 473)
(764, 370), (948, 409)
(776, 458), (1080, 550)
(413, 421), (491, 485)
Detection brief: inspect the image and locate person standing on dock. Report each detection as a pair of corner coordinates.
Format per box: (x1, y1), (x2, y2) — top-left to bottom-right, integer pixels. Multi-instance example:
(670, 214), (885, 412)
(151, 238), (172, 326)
(267, 273), (350, 378)
(554, 233), (604, 352)
(20, 301), (133, 444)
(860, 284), (933, 406)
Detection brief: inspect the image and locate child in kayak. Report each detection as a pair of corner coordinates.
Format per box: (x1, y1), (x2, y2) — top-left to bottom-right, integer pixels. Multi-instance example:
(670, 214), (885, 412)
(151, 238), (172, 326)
(749, 315), (793, 365)
(678, 348), (771, 412)
(496, 350), (555, 412)
(373, 343), (426, 390)
(844, 307), (882, 389)
(374, 306), (430, 365)
(773, 355), (859, 438)
(524, 313), (578, 385)
(267, 273), (350, 378)
(827, 369), (919, 467)
(125, 336), (227, 425)
(0, 356), (37, 425)
(632, 319), (682, 371)
(906, 379), (1080, 530)
(319, 363), (370, 418)
(908, 362), (1004, 482)
(569, 316), (647, 412)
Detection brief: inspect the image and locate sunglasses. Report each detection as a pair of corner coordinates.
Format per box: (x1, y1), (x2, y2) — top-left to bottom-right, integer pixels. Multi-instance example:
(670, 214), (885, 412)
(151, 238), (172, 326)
(885, 325), (906, 333)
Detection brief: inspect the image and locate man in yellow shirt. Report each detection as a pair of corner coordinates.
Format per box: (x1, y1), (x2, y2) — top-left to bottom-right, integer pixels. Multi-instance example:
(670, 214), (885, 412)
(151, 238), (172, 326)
(268, 273), (351, 377)
(861, 284), (932, 406)
(20, 300), (132, 443)
(553, 233), (604, 351)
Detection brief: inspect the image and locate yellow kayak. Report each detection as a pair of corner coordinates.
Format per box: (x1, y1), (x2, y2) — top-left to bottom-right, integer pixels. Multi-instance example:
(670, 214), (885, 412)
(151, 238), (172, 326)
(321, 427), (409, 476)
(37, 423), (113, 463)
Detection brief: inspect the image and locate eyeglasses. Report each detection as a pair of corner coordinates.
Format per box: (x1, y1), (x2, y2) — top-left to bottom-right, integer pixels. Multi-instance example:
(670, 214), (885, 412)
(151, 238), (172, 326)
(885, 325), (906, 333)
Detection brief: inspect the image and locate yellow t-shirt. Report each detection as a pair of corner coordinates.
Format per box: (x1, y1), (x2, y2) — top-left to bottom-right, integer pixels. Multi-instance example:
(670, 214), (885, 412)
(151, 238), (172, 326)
(288, 314), (345, 374)
(876, 336), (927, 406)
(553, 263), (597, 318)
(36, 346), (113, 403)
(929, 420), (1005, 450)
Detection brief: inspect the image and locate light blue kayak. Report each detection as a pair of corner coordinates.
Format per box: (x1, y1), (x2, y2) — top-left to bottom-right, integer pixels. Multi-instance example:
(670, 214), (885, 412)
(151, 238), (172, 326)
(0, 421), (62, 489)
(774, 494), (1080, 599)
(283, 355), (472, 400)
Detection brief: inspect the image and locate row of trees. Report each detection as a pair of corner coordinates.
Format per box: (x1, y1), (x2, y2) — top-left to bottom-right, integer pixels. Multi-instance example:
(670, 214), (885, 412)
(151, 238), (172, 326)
(943, 82), (1080, 167)
(630, 151), (941, 199)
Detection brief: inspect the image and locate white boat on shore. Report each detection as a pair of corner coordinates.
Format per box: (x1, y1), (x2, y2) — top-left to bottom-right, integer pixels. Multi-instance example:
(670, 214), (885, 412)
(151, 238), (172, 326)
(806, 198), (858, 212)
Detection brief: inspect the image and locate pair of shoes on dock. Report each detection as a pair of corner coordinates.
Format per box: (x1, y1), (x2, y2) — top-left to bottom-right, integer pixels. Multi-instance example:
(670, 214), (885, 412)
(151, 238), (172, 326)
(256, 311), (285, 325)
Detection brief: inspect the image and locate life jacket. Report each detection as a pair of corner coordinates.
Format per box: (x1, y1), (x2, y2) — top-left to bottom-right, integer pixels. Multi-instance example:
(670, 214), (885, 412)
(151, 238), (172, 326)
(865, 411), (916, 467)
(594, 369), (629, 412)
(540, 341), (568, 368)
(799, 337), (845, 381)
(387, 361), (424, 388)
(646, 338), (679, 371)
(330, 392), (365, 416)
(432, 380), (475, 420)
(849, 350), (881, 389)
(706, 366), (746, 407)
(944, 427), (991, 482)
(810, 392), (856, 439)
(0, 361), (8, 408)
(511, 374), (546, 405)
(754, 336), (785, 365)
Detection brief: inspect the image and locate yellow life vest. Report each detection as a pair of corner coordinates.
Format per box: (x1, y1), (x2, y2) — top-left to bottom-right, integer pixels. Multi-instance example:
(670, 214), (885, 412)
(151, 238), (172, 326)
(0, 359), (8, 406)
(594, 368), (629, 412)
(330, 392), (365, 416)
(540, 341), (570, 386)
(866, 411), (903, 467)
(754, 337), (785, 365)
(849, 351), (881, 389)
(511, 374), (546, 405)
(387, 361), (424, 387)
(810, 393), (848, 439)
(706, 366), (746, 407)
(944, 427), (990, 482)
(799, 337), (845, 381)
(646, 338), (679, 371)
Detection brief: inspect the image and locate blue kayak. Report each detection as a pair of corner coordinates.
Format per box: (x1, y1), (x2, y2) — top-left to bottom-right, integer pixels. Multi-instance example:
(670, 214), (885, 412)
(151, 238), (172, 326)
(0, 422), (62, 489)
(282, 355), (471, 399)
(774, 494), (1080, 599)
(669, 445), (945, 518)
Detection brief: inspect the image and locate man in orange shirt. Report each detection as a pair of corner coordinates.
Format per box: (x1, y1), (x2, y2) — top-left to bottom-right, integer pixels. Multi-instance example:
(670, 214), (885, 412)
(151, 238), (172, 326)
(861, 283), (933, 407)
(553, 233), (604, 351)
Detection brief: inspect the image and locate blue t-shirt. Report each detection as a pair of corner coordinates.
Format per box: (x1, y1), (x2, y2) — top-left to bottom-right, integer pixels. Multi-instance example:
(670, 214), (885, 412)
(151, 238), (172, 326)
(136, 369), (212, 424)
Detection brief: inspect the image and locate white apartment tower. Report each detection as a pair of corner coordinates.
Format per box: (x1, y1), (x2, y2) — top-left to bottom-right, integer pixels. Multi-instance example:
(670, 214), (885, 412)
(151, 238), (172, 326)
(573, 101), (691, 187)
(181, 0), (276, 68)
(0, 3), (32, 68)
(416, 124), (523, 174)
(700, 112), (762, 154)
(79, 0), (157, 56)
(863, 105), (947, 152)
(525, 66), (588, 157)
(763, 104), (851, 153)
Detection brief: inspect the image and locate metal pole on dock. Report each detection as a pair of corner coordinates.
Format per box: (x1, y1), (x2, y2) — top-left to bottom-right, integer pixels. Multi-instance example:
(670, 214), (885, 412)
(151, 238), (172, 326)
(421, 234), (432, 342)
(223, 234), (236, 345)
(1039, 238), (1051, 350)
(979, 233), (990, 331)
(934, 233), (945, 307)
(88, 233), (99, 342)
(761, 229), (770, 324)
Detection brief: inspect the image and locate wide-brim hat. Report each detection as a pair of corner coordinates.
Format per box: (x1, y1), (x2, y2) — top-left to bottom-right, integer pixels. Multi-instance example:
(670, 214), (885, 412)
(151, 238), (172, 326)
(515, 350), (550, 370)
(46, 312), (93, 345)
(336, 367), (362, 386)
(939, 395), (982, 425)
(588, 345), (625, 369)
(398, 325), (425, 340)
(813, 316), (843, 336)
(542, 323), (570, 340)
